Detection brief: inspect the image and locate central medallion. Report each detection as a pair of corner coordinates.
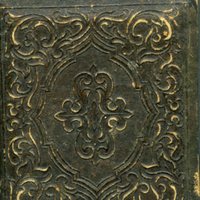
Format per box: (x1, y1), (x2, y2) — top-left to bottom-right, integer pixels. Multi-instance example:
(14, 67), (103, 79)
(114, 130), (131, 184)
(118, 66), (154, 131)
(54, 64), (134, 164)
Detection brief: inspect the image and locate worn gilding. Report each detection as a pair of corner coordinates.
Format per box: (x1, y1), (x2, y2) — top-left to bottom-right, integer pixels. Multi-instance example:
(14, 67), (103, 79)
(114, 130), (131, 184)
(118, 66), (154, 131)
(0, 1), (199, 199)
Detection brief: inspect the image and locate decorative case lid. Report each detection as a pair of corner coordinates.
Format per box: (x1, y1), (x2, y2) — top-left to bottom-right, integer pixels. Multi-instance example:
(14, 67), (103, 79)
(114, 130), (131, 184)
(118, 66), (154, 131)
(0, 0), (199, 199)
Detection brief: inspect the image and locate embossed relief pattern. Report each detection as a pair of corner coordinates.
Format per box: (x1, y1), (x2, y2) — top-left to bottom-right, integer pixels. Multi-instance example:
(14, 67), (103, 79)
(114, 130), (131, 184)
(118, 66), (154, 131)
(4, 7), (184, 199)
(55, 64), (133, 164)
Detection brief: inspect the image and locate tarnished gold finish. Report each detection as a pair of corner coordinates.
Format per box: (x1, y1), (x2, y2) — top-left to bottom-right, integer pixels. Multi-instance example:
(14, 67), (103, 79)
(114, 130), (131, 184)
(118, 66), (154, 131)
(194, 156), (200, 197)
(54, 64), (134, 164)
(0, 1), (199, 199)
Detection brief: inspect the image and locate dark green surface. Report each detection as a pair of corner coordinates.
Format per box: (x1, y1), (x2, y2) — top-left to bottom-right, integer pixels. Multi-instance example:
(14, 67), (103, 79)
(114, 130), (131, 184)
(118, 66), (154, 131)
(0, 0), (199, 199)
(0, 0), (198, 8)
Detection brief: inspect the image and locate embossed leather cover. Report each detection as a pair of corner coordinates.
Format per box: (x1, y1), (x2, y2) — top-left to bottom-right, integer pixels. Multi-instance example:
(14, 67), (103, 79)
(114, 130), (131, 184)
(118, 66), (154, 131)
(0, 0), (199, 199)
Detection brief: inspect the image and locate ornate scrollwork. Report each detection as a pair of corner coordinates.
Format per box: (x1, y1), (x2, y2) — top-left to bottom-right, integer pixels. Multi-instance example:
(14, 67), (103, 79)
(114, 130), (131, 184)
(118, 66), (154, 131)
(4, 7), (184, 199)
(117, 171), (179, 200)
(55, 65), (133, 164)
(11, 168), (78, 199)
(93, 9), (179, 64)
(8, 126), (39, 176)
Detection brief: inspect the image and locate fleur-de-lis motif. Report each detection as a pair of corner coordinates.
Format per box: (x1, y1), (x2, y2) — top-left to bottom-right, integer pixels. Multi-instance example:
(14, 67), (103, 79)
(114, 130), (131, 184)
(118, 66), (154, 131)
(54, 65), (133, 164)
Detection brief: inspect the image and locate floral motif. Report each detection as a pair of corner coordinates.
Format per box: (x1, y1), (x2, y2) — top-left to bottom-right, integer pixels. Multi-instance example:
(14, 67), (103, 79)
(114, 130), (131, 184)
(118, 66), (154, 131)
(3, 6), (186, 199)
(55, 65), (133, 164)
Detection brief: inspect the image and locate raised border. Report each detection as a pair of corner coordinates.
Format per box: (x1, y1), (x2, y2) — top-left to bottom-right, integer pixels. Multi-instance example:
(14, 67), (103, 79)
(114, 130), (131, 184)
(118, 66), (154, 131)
(0, 1), (199, 199)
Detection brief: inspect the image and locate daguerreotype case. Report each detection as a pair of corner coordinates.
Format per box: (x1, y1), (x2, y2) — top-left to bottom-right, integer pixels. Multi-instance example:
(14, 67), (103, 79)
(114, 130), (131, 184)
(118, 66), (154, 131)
(0, 0), (199, 199)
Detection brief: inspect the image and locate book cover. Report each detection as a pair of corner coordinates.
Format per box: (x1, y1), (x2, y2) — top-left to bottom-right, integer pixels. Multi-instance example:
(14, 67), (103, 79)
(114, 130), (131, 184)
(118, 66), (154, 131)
(0, 0), (199, 199)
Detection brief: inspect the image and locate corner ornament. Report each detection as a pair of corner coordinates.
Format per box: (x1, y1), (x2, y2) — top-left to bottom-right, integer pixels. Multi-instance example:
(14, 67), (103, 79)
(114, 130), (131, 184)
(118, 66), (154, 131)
(54, 65), (133, 164)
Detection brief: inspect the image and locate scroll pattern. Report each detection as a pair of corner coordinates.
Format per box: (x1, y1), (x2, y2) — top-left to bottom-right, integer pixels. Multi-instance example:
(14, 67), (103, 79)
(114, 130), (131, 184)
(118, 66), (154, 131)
(4, 8), (184, 199)
(55, 65), (133, 164)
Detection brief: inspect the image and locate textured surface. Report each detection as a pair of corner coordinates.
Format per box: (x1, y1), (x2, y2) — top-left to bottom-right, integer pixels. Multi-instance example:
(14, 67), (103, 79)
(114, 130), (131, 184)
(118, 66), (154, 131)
(0, 1), (199, 199)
